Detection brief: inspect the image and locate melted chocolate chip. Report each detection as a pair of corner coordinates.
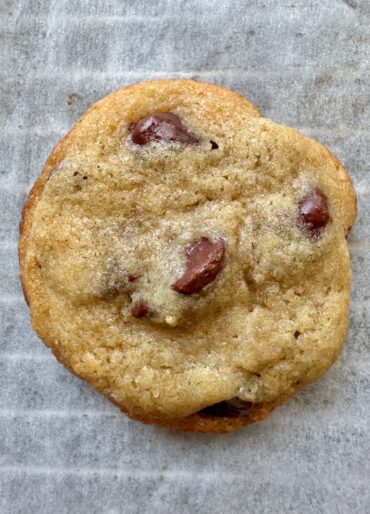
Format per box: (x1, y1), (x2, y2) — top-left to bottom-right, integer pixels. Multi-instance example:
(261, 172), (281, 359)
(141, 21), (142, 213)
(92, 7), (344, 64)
(294, 330), (301, 339)
(199, 398), (253, 418)
(131, 301), (151, 318)
(129, 112), (199, 146)
(128, 274), (140, 283)
(172, 237), (225, 295)
(210, 140), (219, 149)
(298, 187), (330, 235)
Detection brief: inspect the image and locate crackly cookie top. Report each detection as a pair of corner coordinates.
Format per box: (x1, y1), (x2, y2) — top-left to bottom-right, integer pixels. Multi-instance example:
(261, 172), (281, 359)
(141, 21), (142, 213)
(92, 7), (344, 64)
(20, 80), (356, 420)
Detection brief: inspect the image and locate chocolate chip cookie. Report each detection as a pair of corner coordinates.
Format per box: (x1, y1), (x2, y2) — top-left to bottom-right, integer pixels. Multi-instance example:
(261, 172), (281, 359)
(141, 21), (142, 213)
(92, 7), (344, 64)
(19, 79), (357, 433)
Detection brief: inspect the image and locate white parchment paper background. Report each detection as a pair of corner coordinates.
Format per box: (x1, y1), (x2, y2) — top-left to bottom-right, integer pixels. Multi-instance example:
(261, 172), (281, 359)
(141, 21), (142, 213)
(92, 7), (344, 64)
(1, 1), (369, 512)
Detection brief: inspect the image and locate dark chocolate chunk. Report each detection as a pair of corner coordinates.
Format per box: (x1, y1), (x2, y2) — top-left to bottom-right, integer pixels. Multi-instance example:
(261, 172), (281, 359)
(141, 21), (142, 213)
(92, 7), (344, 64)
(298, 187), (330, 235)
(172, 237), (225, 295)
(199, 398), (253, 418)
(210, 140), (219, 149)
(131, 301), (151, 318)
(129, 112), (199, 146)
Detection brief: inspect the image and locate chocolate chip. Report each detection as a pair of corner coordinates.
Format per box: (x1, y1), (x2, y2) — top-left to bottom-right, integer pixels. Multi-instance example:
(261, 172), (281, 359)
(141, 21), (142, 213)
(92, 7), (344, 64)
(298, 187), (330, 235)
(129, 112), (199, 146)
(199, 398), (253, 418)
(294, 330), (301, 339)
(128, 274), (140, 283)
(210, 140), (219, 149)
(172, 237), (225, 295)
(131, 301), (151, 318)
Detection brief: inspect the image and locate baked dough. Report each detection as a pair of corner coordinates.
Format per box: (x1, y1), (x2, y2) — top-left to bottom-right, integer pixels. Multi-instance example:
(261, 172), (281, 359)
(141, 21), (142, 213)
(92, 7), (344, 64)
(19, 80), (356, 432)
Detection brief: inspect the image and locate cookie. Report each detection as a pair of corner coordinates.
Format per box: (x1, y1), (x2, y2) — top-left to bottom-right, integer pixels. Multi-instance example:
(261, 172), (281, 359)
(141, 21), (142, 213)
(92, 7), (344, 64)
(19, 79), (357, 433)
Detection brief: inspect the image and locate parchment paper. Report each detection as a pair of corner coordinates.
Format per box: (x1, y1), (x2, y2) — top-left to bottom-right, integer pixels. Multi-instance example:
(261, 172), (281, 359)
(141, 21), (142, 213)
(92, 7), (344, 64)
(1, 1), (369, 512)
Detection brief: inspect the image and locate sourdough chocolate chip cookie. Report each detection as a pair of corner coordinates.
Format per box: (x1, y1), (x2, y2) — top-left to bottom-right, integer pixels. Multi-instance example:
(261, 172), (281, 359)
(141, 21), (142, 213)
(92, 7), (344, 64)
(19, 79), (357, 433)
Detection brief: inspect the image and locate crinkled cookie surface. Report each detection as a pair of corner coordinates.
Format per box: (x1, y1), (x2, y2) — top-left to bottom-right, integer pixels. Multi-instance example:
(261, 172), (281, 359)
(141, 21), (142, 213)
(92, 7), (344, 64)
(19, 80), (356, 432)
